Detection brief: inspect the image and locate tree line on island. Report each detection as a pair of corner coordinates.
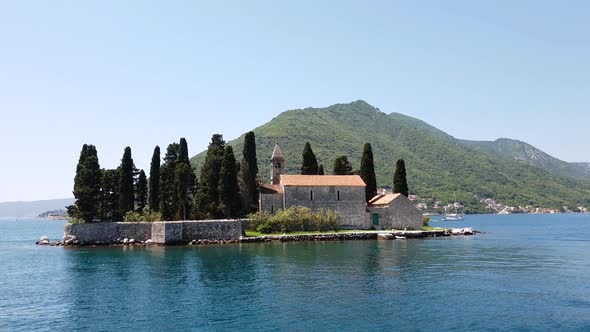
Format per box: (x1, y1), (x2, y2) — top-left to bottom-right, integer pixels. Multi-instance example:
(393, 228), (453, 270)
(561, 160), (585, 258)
(302, 142), (409, 201)
(68, 134), (409, 223)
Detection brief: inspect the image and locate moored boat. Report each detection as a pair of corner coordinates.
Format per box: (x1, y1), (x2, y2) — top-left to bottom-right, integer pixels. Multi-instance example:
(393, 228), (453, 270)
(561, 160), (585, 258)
(443, 193), (464, 221)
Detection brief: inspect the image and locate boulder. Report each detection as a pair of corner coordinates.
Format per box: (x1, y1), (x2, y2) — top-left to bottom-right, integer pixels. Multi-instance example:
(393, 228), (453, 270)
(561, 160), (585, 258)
(377, 233), (394, 240)
(123, 238), (129, 244)
(63, 235), (76, 245)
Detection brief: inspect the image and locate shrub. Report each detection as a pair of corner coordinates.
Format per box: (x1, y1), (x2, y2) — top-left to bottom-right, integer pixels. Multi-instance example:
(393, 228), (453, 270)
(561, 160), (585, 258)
(123, 210), (163, 222)
(246, 206), (340, 234)
(422, 216), (430, 227)
(124, 211), (144, 222)
(68, 218), (84, 225)
(145, 211), (162, 222)
(246, 211), (271, 231)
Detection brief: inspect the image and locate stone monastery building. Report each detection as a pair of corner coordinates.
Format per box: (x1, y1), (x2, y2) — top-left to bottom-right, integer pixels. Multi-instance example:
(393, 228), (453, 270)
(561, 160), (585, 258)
(259, 144), (423, 230)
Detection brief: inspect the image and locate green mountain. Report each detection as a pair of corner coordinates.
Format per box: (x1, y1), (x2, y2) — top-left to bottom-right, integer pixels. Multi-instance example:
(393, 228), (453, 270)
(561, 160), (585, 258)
(191, 101), (590, 212)
(460, 138), (590, 180)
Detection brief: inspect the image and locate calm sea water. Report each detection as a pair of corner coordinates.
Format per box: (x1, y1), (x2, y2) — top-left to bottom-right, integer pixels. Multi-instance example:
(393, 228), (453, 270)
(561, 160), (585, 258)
(1, 214), (589, 331)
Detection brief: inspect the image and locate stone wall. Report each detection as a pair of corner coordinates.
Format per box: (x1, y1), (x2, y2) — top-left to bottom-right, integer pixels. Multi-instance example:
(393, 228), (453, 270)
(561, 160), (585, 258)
(181, 220), (243, 241)
(284, 185), (368, 228)
(64, 220), (243, 245)
(64, 222), (152, 244)
(367, 197), (423, 230)
(260, 192), (283, 214)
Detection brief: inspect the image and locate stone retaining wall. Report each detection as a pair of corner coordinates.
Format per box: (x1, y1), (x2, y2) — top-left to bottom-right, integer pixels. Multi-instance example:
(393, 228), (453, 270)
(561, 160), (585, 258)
(64, 222), (152, 244)
(64, 220), (243, 245)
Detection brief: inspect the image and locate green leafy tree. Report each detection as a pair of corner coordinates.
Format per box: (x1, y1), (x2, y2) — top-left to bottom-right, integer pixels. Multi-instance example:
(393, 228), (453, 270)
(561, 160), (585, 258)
(136, 169), (148, 211)
(160, 143), (179, 220)
(333, 155), (353, 175)
(174, 163), (193, 220)
(318, 164), (325, 175)
(238, 131), (259, 215)
(148, 146), (161, 211)
(196, 134), (225, 218)
(118, 147), (136, 216)
(301, 142), (319, 175)
(219, 145), (241, 218)
(360, 143), (377, 202)
(71, 144), (102, 222)
(393, 159), (409, 197)
(99, 168), (121, 221)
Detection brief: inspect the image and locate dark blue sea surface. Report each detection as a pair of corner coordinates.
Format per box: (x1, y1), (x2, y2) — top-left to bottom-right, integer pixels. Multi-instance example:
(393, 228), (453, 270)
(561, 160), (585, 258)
(1, 214), (590, 331)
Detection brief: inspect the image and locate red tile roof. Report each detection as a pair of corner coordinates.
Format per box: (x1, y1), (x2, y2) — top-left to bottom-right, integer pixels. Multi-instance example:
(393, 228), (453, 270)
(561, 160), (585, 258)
(260, 184), (283, 194)
(368, 193), (402, 206)
(280, 175), (366, 187)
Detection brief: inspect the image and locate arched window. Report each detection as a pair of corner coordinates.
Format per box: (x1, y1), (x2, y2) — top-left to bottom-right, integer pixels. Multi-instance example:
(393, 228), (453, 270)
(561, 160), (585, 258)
(337, 190), (340, 201)
(310, 190), (314, 201)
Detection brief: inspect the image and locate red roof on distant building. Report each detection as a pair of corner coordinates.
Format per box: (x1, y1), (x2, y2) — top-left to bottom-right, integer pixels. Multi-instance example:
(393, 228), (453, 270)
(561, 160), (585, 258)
(280, 175), (366, 187)
(368, 193), (402, 206)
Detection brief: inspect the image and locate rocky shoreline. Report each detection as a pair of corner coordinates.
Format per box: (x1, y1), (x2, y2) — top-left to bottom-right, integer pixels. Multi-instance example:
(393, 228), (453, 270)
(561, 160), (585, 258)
(37, 228), (478, 247)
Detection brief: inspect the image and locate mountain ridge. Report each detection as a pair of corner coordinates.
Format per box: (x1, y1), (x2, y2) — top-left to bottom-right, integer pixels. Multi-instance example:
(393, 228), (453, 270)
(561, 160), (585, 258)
(0, 198), (74, 219)
(191, 100), (590, 211)
(459, 138), (590, 180)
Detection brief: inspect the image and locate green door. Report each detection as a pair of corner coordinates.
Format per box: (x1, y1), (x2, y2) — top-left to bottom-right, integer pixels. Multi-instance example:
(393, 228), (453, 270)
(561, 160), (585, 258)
(372, 213), (379, 226)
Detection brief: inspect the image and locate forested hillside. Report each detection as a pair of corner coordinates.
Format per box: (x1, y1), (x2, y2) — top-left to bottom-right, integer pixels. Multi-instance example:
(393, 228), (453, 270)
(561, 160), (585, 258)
(191, 101), (590, 211)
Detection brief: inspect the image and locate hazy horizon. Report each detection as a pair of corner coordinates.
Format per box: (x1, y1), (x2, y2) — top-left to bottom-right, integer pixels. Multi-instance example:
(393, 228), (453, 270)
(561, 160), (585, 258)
(1, 1), (589, 201)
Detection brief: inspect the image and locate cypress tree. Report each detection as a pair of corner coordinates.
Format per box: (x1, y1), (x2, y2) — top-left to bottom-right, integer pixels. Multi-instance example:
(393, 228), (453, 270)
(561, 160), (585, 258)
(360, 143), (377, 202)
(238, 131), (259, 215)
(136, 169), (148, 211)
(72, 144), (102, 222)
(333, 155), (353, 175)
(178, 137), (190, 165)
(99, 168), (121, 221)
(301, 142), (318, 175)
(318, 164), (325, 175)
(118, 147), (136, 216)
(160, 143), (179, 220)
(393, 159), (409, 197)
(148, 146), (161, 211)
(76, 144), (90, 171)
(177, 137), (198, 214)
(219, 145), (241, 218)
(174, 163), (192, 220)
(196, 134), (225, 218)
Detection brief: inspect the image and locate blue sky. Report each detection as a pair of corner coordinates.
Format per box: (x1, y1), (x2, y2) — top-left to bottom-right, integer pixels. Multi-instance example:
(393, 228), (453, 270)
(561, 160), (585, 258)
(1, 0), (588, 201)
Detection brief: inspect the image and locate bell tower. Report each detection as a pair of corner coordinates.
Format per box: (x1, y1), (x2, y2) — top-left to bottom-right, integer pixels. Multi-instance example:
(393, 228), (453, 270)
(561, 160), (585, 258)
(270, 143), (286, 185)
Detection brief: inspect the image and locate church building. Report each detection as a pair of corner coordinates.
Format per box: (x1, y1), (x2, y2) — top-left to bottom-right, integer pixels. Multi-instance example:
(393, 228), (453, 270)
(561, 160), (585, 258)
(259, 144), (423, 230)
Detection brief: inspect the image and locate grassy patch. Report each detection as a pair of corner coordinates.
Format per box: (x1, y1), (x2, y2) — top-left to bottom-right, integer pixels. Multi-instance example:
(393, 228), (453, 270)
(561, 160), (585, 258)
(245, 231), (261, 237)
(423, 226), (446, 231)
(244, 229), (369, 237)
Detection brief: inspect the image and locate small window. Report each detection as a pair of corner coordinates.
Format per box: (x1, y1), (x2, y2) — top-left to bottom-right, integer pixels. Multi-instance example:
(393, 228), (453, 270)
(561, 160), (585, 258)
(310, 190), (314, 201)
(337, 190), (340, 201)
(275, 163), (281, 169)
(271, 204), (274, 213)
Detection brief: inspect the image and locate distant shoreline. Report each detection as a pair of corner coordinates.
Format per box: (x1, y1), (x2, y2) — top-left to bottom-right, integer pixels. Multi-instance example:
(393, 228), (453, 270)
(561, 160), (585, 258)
(0, 218), (69, 221)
